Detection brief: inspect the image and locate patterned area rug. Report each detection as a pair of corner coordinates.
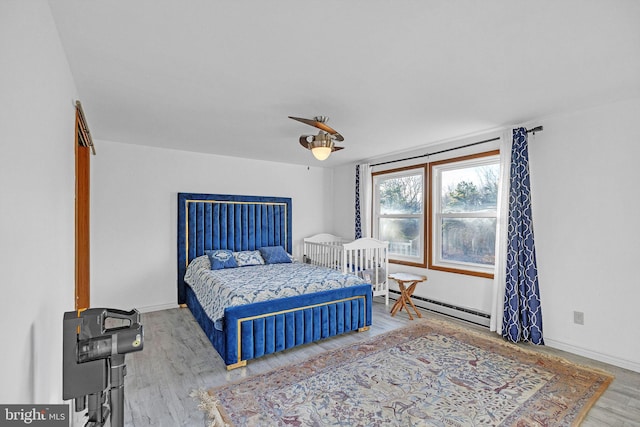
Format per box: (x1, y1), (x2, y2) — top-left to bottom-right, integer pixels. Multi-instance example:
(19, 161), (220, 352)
(194, 318), (613, 427)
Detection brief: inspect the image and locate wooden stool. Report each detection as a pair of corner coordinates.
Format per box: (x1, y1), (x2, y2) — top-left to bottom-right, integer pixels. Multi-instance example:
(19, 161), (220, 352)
(388, 273), (427, 320)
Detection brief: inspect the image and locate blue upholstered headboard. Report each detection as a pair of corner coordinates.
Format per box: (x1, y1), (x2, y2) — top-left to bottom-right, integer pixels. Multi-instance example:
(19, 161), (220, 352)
(177, 193), (292, 304)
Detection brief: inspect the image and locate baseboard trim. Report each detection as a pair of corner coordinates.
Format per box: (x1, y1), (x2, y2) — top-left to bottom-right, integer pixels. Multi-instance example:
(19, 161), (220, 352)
(136, 302), (180, 313)
(386, 291), (639, 372)
(544, 337), (640, 373)
(388, 290), (490, 327)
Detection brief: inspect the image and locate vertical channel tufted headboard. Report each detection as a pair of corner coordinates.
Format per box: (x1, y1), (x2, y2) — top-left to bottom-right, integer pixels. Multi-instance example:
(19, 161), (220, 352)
(177, 193), (292, 304)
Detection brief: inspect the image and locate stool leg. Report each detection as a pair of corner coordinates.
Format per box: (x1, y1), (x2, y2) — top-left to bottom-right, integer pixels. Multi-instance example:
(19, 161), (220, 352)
(399, 283), (413, 320)
(390, 282), (404, 317)
(390, 298), (402, 317)
(405, 282), (422, 319)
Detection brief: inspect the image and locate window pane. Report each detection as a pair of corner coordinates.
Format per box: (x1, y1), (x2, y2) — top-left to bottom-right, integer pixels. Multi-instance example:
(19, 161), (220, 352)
(379, 218), (420, 257)
(441, 164), (499, 213)
(379, 175), (423, 214)
(441, 218), (496, 265)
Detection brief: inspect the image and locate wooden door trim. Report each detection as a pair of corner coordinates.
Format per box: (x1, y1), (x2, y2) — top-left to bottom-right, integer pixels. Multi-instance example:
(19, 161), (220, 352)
(75, 106), (91, 310)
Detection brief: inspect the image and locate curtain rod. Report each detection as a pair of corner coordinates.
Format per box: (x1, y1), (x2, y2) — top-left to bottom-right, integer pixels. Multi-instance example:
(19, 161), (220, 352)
(370, 126), (543, 167)
(76, 100), (96, 155)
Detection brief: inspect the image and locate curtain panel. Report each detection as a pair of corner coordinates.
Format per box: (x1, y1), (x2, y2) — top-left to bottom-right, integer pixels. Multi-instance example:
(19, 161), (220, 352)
(502, 128), (544, 344)
(355, 165), (362, 239)
(355, 163), (372, 239)
(490, 130), (512, 334)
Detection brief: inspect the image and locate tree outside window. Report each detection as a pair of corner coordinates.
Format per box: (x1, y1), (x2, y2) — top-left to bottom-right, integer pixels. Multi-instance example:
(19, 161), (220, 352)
(373, 166), (426, 267)
(430, 151), (499, 278)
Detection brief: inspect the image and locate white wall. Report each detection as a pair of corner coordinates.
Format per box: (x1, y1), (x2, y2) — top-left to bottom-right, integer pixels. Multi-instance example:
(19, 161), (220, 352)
(0, 1), (77, 403)
(529, 97), (640, 371)
(90, 141), (334, 311)
(332, 98), (640, 372)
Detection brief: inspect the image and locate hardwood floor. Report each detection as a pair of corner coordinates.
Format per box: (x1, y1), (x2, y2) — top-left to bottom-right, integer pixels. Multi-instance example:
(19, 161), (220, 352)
(116, 301), (640, 426)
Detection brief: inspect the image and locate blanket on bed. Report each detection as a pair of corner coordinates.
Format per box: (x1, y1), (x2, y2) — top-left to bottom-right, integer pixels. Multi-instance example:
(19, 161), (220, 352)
(184, 256), (366, 329)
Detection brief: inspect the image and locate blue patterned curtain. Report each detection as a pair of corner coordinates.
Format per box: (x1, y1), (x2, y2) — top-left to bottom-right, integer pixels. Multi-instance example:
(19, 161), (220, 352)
(502, 128), (544, 344)
(355, 164), (362, 239)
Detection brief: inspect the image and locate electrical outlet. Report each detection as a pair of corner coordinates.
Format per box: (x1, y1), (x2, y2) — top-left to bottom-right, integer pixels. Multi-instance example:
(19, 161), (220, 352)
(573, 311), (584, 325)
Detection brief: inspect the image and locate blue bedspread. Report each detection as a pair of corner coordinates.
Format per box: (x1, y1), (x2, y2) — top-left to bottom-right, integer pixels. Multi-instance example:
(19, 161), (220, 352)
(184, 256), (366, 329)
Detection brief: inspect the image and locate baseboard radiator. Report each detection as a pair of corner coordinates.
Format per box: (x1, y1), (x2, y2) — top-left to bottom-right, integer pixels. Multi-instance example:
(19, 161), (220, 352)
(388, 290), (490, 327)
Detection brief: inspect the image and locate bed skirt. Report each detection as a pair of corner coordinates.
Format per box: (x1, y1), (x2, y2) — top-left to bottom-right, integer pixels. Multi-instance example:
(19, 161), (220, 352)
(186, 284), (373, 369)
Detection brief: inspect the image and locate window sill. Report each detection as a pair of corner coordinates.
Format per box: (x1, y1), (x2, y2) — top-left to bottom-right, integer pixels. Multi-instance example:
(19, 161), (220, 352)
(428, 263), (494, 279)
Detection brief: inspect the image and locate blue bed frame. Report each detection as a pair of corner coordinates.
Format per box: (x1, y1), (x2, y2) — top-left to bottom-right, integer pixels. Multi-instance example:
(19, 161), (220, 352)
(177, 193), (373, 369)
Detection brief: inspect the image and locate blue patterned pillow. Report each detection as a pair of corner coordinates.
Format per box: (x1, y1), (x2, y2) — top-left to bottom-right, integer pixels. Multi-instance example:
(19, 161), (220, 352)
(258, 246), (292, 264)
(233, 250), (265, 267)
(205, 249), (238, 270)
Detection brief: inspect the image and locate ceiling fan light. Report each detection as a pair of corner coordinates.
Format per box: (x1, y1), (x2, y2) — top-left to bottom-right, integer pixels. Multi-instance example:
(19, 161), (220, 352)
(311, 146), (332, 161)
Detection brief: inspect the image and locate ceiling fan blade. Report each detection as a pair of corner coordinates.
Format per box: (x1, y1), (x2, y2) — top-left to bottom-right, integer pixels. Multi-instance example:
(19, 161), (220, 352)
(332, 146), (345, 152)
(288, 116), (345, 142)
(299, 135), (313, 149)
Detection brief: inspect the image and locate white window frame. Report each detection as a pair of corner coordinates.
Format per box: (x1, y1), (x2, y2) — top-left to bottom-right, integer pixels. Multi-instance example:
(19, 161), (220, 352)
(429, 151), (499, 278)
(372, 165), (426, 267)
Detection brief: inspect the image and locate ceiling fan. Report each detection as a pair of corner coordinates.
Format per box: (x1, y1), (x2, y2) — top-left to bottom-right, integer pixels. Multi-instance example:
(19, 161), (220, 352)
(289, 116), (344, 161)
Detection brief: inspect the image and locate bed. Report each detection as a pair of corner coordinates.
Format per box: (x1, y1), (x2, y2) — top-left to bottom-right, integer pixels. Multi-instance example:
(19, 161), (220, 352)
(177, 193), (373, 370)
(304, 233), (390, 305)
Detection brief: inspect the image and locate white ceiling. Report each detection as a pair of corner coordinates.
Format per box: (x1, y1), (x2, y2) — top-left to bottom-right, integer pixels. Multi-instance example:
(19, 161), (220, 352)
(49, 0), (640, 167)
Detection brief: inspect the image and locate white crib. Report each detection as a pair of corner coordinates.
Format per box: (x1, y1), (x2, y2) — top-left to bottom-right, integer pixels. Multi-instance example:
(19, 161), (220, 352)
(303, 234), (390, 305)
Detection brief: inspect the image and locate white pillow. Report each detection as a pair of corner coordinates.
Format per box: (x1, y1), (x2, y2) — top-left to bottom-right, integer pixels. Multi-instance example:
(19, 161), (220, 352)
(233, 250), (265, 267)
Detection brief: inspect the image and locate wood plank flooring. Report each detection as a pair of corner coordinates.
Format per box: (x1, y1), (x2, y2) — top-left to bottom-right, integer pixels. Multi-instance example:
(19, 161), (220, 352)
(113, 301), (639, 426)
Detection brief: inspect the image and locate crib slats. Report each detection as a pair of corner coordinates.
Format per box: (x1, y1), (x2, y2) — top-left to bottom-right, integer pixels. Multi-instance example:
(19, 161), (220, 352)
(343, 238), (390, 305)
(302, 236), (390, 305)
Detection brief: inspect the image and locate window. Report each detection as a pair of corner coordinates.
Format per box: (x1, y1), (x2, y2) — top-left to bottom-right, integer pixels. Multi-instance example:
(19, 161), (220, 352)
(429, 150), (499, 278)
(373, 165), (426, 267)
